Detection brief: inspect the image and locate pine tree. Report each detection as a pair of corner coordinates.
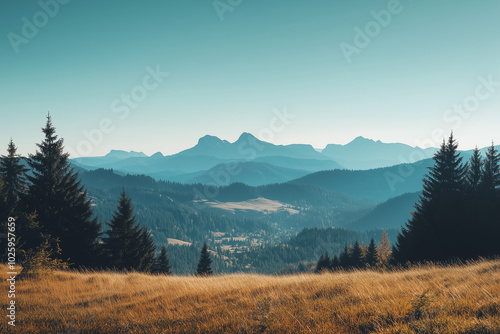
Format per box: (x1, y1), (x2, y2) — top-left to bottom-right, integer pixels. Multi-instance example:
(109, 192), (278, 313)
(330, 254), (341, 270)
(339, 244), (351, 268)
(153, 245), (171, 274)
(196, 242), (213, 276)
(481, 143), (500, 192)
(315, 252), (331, 273)
(393, 134), (471, 262)
(351, 241), (363, 268)
(477, 143), (500, 256)
(103, 190), (154, 271)
(138, 227), (156, 272)
(466, 147), (483, 192)
(0, 139), (28, 213)
(421, 133), (467, 201)
(24, 115), (100, 267)
(365, 238), (377, 267)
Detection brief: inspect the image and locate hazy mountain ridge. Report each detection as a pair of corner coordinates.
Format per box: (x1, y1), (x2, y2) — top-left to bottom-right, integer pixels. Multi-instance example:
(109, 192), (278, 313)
(71, 134), (444, 186)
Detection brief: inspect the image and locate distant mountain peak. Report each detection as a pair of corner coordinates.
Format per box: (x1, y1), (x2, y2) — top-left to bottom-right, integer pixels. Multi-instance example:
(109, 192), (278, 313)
(105, 150), (147, 158)
(151, 152), (164, 158)
(198, 135), (226, 145)
(236, 132), (259, 143)
(349, 136), (375, 144)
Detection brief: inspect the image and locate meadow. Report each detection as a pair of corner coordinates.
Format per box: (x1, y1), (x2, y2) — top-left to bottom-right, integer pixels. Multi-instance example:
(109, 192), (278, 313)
(1, 259), (500, 333)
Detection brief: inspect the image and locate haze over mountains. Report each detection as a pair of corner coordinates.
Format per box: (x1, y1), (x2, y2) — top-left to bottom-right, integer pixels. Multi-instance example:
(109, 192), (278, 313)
(72, 133), (440, 186)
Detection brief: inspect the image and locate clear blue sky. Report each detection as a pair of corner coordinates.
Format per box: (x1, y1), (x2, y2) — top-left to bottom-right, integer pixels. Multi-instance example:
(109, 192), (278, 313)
(1, 0), (499, 157)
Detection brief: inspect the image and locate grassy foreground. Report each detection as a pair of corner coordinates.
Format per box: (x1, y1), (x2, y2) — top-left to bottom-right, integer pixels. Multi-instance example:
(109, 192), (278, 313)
(1, 260), (500, 333)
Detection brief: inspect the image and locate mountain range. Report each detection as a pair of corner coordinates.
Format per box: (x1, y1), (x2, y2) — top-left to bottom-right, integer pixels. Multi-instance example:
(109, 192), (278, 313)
(72, 133), (441, 185)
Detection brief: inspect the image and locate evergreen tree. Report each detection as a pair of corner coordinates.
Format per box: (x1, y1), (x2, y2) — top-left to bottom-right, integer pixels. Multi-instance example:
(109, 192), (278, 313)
(339, 244), (351, 268)
(138, 227), (156, 272)
(196, 242), (213, 276)
(477, 143), (500, 256)
(365, 238), (377, 267)
(466, 147), (483, 192)
(393, 134), (481, 262)
(103, 190), (154, 271)
(153, 245), (171, 274)
(351, 241), (363, 268)
(481, 143), (500, 192)
(0, 139), (28, 213)
(315, 252), (331, 273)
(330, 254), (340, 270)
(24, 115), (100, 267)
(421, 133), (467, 201)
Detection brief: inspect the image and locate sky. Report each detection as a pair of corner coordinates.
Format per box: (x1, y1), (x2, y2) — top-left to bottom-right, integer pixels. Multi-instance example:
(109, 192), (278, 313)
(1, 0), (499, 157)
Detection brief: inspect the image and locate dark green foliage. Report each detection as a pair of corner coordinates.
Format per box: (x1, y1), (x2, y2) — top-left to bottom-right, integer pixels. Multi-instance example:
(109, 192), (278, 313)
(315, 252), (331, 273)
(394, 134), (500, 263)
(339, 245), (351, 268)
(138, 227), (156, 272)
(365, 238), (377, 267)
(330, 254), (340, 270)
(153, 245), (171, 274)
(0, 139), (28, 212)
(350, 241), (363, 268)
(103, 190), (155, 271)
(421, 134), (466, 202)
(482, 143), (500, 192)
(23, 115), (100, 267)
(196, 242), (213, 276)
(466, 147), (483, 192)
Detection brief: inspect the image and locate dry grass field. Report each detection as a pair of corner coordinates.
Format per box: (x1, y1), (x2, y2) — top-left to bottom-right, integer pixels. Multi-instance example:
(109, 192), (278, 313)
(1, 259), (500, 333)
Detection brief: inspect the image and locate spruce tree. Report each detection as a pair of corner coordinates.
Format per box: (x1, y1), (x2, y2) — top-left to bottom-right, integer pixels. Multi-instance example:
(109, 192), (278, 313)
(330, 254), (340, 270)
(24, 115), (100, 267)
(196, 242), (213, 276)
(153, 245), (171, 274)
(477, 143), (500, 256)
(365, 238), (377, 267)
(481, 143), (500, 192)
(394, 134), (471, 262)
(351, 241), (363, 268)
(138, 227), (156, 272)
(466, 147), (483, 192)
(421, 133), (467, 201)
(103, 190), (154, 271)
(0, 139), (28, 213)
(339, 244), (351, 269)
(315, 252), (331, 273)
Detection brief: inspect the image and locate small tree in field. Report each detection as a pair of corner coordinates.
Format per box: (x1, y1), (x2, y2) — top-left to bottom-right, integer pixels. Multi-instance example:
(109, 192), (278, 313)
(377, 231), (391, 266)
(196, 242), (213, 276)
(365, 238), (378, 267)
(153, 245), (171, 275)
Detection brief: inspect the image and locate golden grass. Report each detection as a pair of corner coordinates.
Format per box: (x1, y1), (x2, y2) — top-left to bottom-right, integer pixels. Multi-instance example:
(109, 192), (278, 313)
(1, 260), (500, 333)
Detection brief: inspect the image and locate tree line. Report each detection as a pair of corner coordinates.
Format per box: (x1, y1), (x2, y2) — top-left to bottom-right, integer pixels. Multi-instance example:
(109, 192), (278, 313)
(315, 133), (500, 270)
(315, 230), (392, 272)
(0, 115), (213, 276)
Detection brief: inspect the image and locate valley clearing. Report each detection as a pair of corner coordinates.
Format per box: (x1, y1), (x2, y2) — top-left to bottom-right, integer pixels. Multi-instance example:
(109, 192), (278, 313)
(1, 259), (499, 333)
